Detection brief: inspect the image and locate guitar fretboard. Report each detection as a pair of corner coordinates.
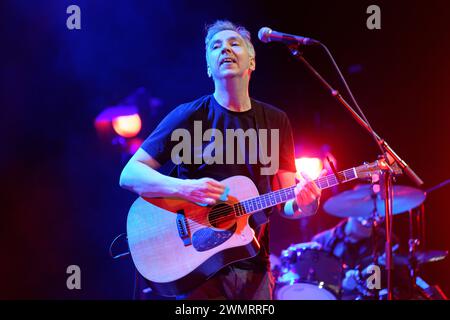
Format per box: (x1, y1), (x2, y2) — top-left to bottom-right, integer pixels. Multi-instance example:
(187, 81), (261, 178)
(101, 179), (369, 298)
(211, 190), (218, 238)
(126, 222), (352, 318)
(233, 167), (358, 216)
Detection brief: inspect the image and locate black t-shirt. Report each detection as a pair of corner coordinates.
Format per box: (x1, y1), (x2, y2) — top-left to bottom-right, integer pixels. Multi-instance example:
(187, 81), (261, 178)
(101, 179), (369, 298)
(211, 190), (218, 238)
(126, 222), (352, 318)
(140, 94), (296, 269)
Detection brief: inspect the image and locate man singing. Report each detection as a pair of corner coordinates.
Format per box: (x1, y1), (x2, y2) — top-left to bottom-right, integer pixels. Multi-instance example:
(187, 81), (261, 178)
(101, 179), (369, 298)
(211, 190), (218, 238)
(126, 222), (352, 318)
(120, 20), (321, 300)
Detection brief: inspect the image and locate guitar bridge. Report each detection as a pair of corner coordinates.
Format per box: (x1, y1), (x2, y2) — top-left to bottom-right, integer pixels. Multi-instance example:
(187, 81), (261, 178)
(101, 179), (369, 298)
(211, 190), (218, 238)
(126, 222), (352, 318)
(176, 210), (191, 246)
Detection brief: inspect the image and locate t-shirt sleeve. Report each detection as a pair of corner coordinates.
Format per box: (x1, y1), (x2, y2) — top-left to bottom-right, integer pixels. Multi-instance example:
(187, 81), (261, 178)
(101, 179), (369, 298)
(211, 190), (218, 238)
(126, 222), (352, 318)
(278, 113), (297, 173)
(140, 104), (193, 165)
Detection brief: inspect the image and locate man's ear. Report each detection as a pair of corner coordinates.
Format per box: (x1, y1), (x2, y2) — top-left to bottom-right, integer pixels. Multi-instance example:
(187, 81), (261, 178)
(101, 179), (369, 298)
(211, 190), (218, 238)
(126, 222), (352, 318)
(207, 66), (212, 77)
(250, 57), (256, 71)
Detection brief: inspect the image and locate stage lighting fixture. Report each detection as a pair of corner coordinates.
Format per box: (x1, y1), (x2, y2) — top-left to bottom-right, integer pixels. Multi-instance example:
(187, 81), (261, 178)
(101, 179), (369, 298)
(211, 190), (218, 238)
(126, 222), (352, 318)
(295, 157), (324, 180)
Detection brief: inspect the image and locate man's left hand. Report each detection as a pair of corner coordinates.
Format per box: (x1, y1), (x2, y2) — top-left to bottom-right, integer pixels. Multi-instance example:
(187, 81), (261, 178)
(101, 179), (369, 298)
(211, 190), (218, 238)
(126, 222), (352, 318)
(294, 171), (323, 215)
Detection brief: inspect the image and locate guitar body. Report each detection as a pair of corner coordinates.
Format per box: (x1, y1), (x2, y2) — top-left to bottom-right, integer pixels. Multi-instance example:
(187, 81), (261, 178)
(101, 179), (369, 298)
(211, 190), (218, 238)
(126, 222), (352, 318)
(126, 175), (261, 297)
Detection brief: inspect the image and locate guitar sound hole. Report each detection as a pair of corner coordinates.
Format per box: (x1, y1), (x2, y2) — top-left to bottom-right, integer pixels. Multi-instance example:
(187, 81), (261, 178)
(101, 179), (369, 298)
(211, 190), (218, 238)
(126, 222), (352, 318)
(208, 203), (236, 229)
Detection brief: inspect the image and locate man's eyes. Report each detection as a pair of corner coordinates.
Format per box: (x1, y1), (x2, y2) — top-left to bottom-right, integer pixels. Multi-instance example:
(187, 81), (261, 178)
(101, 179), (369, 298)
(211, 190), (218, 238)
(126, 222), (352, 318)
(211, 42), (241, 49)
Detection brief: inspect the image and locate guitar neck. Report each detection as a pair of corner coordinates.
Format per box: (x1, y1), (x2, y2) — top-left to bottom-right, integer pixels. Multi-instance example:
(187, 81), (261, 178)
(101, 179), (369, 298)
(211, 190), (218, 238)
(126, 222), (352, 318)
(233, 167), (358, 217)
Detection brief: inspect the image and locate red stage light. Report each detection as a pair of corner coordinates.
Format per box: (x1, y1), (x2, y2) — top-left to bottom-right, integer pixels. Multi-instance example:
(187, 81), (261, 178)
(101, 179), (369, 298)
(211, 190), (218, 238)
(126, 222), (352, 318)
(295, 157), (324, 180)
(112, 114), (142, 138)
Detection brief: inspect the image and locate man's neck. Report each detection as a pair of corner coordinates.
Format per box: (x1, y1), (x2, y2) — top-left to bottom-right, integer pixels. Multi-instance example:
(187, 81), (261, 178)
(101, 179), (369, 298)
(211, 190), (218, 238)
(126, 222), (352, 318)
(213, 78), (251, 112)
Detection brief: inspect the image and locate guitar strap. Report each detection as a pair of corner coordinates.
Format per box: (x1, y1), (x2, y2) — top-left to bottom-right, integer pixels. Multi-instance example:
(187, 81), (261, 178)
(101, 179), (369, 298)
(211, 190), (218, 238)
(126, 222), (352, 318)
(249, 100), (273, 229)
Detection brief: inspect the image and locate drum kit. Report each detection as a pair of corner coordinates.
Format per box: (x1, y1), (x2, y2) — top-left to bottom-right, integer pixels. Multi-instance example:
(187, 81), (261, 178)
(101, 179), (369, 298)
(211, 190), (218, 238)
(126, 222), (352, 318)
(272, 183), (448, 300)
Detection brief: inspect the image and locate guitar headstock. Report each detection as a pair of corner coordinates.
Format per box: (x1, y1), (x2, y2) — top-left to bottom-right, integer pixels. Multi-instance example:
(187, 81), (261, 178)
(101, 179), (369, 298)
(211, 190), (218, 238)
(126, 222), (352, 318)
(355, 159), (403, 181)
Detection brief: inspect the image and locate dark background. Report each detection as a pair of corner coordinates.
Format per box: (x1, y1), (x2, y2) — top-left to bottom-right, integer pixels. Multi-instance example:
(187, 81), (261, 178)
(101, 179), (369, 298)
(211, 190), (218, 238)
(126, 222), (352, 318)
(1, 0), (449, 299)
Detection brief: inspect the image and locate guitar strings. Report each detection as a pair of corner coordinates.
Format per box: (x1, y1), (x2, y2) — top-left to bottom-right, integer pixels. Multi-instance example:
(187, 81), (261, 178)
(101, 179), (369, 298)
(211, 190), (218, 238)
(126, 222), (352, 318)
(176, 188), (296, 234)
(159, 169), (361, 234)
(195, 170), (354, 223)
(189, 186), (296, 224)
(182, 177), (338, 233)
(185, 172), (352, 232)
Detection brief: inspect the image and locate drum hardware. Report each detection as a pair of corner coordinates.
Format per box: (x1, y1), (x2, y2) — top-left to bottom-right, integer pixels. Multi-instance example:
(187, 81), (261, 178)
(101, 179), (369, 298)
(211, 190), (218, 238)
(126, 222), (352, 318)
(274, 180), (447, 300)
(275, 242), (343, 300)
(376, 250), (448, 266)
(403, 180), (450, 299)
(415, 276), (448, 300)
(273, 180), (448, 300)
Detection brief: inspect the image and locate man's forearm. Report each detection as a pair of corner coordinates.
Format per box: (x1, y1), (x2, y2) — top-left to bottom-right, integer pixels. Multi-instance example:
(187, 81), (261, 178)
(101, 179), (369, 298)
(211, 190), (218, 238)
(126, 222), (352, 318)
(119, 160), (183, 198)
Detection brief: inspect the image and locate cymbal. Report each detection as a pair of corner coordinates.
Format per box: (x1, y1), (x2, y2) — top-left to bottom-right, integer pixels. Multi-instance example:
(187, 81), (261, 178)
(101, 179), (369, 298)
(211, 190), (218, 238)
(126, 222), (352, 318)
(323, 184), (426, 218)
(377, 250), (448, 266)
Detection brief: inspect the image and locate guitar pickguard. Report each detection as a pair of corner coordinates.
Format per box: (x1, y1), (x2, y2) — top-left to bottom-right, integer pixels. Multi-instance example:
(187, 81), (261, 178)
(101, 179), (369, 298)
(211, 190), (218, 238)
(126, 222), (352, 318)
(192, 224), (237, 252)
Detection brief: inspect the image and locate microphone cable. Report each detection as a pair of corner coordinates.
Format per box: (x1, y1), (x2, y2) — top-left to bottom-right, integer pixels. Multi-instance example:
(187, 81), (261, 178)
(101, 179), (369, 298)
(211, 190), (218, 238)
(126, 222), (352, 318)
(317, 42), (386, 156)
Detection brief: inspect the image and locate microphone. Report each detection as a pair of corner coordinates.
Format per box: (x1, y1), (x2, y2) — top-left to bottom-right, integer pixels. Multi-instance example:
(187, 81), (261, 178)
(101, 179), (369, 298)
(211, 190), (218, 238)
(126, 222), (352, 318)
(258, 27), (320, 46)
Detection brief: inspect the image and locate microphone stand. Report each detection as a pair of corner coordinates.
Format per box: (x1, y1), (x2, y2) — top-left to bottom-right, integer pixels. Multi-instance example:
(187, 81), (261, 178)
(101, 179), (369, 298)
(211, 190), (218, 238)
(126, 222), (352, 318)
(287, 45), (424, 300)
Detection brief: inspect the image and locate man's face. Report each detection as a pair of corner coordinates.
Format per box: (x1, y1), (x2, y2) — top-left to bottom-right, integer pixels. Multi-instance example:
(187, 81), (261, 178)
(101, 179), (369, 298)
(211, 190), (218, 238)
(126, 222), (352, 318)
(347, 217), (373, 239)
(206, 30), (255, 80)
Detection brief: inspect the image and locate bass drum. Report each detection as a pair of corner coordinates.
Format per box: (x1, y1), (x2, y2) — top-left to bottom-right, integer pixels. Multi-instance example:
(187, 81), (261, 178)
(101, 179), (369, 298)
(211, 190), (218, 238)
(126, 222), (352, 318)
(275, 282), (338, 300)
(274, 242), (343, 300)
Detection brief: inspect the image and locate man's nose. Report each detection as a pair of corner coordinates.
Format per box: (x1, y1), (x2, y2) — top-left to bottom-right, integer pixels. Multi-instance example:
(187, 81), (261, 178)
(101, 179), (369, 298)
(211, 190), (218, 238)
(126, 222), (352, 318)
(221, 45), (232, 54)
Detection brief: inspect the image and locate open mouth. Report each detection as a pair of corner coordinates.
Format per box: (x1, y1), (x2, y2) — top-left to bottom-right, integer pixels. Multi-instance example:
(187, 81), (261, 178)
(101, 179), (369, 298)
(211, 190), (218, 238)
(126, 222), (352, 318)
(220, 57), (237, 66)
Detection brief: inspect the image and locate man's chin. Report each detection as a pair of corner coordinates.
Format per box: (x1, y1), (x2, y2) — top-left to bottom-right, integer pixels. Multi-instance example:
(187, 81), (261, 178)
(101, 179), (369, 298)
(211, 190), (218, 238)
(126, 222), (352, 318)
(216, 71), (241, 79)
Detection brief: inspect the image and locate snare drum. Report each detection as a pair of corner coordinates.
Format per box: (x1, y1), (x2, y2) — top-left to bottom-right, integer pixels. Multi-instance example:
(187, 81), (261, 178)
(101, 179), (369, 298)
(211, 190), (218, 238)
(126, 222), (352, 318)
(275, 242), (344, 300)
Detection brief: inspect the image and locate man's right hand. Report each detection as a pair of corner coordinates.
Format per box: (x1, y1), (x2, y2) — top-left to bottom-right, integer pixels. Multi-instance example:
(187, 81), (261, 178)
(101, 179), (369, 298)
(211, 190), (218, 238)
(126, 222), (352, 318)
(179, 178), (226, 205)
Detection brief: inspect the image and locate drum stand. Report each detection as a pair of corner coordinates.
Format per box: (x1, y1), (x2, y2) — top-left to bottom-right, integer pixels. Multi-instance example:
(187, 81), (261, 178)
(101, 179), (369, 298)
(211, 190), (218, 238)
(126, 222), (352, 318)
(370, 192), (381, 300)
(360, 178), (383, 300)
(407, 205), (424, 298)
